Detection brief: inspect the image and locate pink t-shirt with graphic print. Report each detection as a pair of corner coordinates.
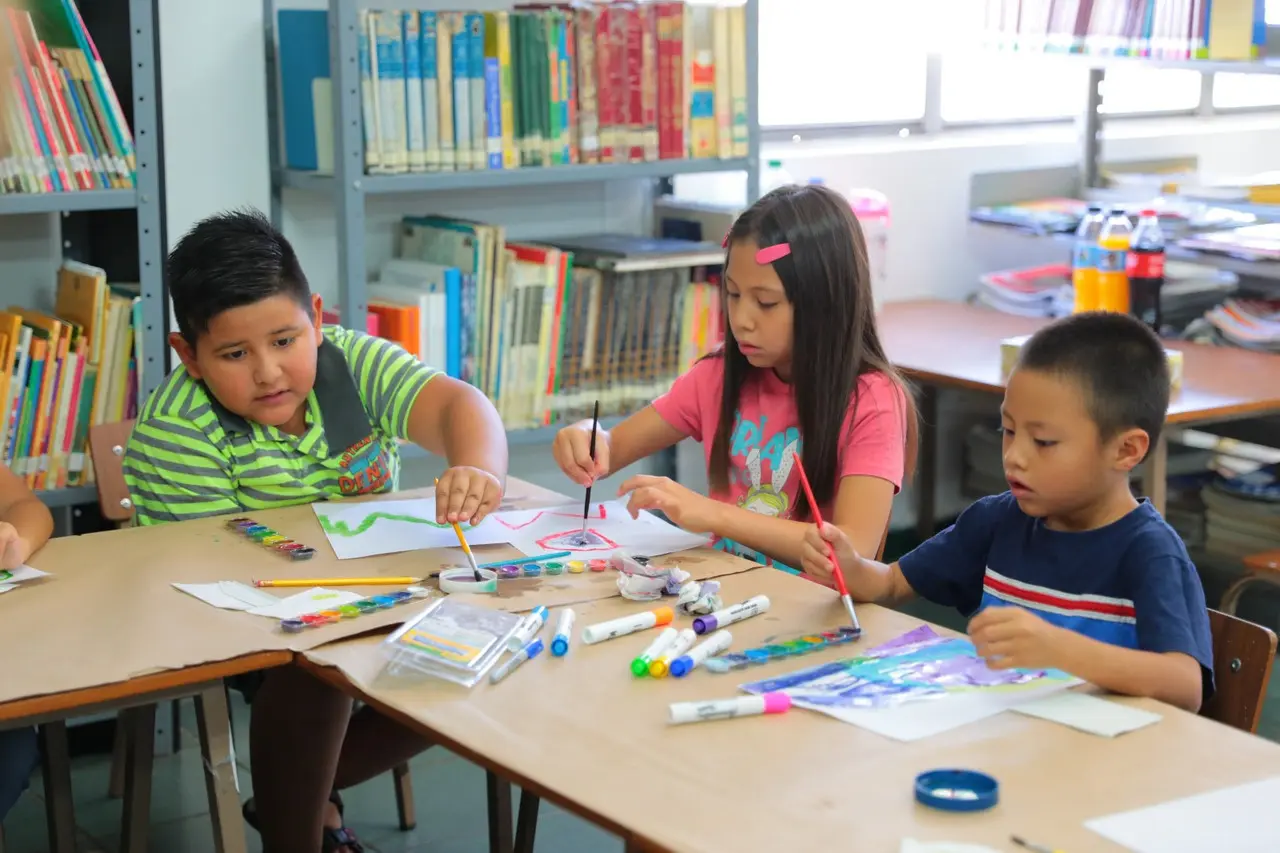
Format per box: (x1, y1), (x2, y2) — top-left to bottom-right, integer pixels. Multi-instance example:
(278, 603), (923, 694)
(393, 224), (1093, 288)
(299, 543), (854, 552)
(650, 354), (908, 569)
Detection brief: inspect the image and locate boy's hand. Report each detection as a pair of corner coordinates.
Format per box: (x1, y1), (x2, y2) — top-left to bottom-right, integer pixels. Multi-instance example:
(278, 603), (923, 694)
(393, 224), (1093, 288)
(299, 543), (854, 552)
(0, 521), (30, 570)
(800, 522), (858, 586)
(617, 475), (720, 534)
(969, 605), (1066, 671)
(435, 467), (504, 525)
(552, 421), (610, 487)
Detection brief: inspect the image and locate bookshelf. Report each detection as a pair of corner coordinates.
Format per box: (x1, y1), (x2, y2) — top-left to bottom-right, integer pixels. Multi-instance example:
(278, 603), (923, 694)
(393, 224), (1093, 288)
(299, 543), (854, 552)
(1, 0), (167, 510)
(262, 0), (761, 412)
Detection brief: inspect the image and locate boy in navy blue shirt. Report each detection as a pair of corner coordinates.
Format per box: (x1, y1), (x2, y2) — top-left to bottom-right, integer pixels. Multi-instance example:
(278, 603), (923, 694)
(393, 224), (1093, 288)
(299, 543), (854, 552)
(801, 312), (1213, 713)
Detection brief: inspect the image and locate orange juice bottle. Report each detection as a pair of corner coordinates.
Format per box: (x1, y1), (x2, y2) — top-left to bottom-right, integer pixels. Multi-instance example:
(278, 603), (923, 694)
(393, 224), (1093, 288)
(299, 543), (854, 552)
(1096, 209), (1132, 314)
(1071, 205), (1105, 313)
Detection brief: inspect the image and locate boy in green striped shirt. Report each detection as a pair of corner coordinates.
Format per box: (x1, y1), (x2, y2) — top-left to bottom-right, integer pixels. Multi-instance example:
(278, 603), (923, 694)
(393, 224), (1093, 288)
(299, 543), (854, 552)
(123, 209), (507, 852)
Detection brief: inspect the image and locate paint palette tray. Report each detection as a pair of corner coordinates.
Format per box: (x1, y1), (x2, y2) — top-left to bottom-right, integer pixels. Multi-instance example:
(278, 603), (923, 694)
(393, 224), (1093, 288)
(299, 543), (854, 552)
(279, 586), (432, 633)
(227, 517), (317, 560)
(704, 627), (862, 673)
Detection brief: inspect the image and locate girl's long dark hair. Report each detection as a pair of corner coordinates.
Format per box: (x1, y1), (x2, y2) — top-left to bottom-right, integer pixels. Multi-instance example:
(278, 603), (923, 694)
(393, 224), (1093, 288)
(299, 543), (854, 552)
(707, 184), (919, 520)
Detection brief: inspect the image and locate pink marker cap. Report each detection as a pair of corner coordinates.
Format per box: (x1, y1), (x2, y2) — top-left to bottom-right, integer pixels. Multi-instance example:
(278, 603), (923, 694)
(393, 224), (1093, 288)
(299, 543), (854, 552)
(761, 692), (792, 714)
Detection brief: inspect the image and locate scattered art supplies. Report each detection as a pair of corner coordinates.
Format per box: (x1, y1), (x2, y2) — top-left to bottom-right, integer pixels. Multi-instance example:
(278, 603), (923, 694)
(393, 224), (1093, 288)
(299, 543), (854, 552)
(738, 625), (1078, 742)
(382, 596), (524, 688)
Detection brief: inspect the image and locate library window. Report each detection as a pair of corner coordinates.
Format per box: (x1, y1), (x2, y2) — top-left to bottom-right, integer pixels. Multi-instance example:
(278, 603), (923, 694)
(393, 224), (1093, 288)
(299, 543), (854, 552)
(1213, 74), (1280, 109)
(757, 0), (927, 127)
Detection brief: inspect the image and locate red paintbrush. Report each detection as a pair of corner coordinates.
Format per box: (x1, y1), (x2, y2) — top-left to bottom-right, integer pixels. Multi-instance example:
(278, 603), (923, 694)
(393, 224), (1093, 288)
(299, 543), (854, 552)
(792, 453), (862, 633)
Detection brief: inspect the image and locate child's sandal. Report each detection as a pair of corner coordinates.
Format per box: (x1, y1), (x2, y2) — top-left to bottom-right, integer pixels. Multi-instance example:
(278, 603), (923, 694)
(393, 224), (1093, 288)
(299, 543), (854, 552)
(242, 791), (361, 852)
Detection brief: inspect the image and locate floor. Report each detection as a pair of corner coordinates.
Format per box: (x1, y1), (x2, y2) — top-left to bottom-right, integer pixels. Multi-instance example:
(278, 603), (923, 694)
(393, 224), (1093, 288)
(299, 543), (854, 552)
(1, 693), (623, 852)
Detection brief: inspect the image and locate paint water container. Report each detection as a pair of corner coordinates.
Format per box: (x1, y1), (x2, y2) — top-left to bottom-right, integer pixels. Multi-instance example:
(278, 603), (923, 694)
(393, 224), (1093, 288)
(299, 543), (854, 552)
(761, 159), (796, 193)
(847, 188), (891, 313)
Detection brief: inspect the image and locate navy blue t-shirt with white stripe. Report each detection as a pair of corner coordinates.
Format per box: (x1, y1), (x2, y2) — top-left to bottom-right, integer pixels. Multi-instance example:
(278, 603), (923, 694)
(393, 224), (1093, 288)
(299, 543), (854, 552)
(899, 492), (1215, 701)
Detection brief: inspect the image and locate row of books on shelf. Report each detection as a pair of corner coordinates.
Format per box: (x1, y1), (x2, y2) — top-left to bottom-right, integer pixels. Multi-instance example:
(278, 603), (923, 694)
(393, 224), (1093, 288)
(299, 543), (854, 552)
(980, 0), (1267, 61)
(2, 0), (137, 195)
(278, 2), (749, 176)
(341, 219), (724, 431)
(1, 262), (140, 491)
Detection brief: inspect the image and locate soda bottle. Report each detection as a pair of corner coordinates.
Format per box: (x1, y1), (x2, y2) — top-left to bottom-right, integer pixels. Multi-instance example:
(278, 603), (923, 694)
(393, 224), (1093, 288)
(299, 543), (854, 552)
(1127, 209), (1166, 331)
(1071, 204), (1105, 313)
(1096, 208), (1133, 314)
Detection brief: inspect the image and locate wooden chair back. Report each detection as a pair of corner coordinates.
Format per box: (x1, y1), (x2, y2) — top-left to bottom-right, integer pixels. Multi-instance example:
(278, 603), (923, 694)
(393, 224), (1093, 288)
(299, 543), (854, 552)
(88, 420), (136, 524)
(1201, 609), (1277, 734)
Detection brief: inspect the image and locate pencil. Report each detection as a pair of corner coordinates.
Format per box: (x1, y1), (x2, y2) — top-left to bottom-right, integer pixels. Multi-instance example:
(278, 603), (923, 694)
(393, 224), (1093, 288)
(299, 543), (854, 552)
(583, 400), (600, 536)
(253, 577), (420, 588)
(436, 477), (484, 581)
(791, 452), (862, 633)
(1011, 836), (1065, 853)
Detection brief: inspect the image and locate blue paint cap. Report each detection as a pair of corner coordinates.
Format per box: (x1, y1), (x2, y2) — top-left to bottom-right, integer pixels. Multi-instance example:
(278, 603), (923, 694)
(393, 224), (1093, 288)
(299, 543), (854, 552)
(668, 655), (694, 678)
(914, 769), (999, 812)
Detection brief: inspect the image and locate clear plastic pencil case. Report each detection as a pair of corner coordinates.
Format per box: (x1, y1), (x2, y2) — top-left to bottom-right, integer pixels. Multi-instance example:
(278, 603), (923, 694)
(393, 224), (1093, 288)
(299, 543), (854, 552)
(382, 597), (524, 688)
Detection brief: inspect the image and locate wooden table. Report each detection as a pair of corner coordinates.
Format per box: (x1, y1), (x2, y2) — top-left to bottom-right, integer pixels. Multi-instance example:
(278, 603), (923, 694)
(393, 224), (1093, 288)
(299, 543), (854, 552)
(879, 299), (1280, 539)
(0, 477), (585, 853)
(301, 567), (1280, 852)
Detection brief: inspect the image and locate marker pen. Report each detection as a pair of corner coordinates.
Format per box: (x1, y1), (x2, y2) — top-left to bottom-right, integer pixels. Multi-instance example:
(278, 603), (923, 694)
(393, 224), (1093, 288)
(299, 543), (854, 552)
(581, 606), (674, 645)
(507, 605), (549, 652)
(551, 608), (575, 657)
(668, 692), (792, 725)
(668, 629), (733, 678)
(630, 627), (679, 677)
(649, 628), (698, 678)
(490, 637), (544, 684)
(692, 595), (770, 634)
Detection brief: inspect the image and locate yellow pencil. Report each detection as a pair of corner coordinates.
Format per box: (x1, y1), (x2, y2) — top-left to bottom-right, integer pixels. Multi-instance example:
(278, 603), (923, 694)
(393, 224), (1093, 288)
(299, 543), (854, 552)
(253, 577), (420, 588)
(436, 478), (484, 581)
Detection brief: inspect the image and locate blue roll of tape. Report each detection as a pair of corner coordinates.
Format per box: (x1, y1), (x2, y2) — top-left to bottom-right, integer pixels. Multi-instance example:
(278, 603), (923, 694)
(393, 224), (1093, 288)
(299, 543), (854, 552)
(914, 769), (998, 812)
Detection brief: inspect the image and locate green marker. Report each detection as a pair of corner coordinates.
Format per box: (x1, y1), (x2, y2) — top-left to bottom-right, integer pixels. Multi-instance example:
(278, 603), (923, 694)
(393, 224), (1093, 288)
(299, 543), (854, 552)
(630, 627), (679, 677)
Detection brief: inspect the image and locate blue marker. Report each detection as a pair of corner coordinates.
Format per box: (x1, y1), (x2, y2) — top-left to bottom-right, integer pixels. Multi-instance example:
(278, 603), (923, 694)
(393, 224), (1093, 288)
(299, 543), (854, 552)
(551, 608), (575, 657)
(506, 605), (548, 652)
(490, 637), (544, 684)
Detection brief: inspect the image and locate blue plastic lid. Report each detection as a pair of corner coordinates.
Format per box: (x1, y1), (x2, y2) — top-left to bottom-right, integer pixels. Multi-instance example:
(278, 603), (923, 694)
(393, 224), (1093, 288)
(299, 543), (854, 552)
(669, 655), (694, 678)
(914, 769), (998, 812)
(551, 635), (569, 657)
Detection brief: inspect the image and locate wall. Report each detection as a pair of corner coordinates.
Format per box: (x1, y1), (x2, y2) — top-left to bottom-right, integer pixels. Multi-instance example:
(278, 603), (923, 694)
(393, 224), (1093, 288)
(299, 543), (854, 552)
(158, 1), (1280, 526)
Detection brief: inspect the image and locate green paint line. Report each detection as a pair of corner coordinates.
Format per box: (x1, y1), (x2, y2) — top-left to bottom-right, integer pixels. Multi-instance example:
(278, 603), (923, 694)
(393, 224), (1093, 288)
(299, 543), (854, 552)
(317, 512), (456, 538)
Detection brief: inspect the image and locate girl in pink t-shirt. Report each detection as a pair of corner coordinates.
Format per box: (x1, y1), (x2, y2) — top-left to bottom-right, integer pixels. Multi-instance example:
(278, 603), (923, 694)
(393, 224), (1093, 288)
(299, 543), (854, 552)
(552, 184), (917, 573)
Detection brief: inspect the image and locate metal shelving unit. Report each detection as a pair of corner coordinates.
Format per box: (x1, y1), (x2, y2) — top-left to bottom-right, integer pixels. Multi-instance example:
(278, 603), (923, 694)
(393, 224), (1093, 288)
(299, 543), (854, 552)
(263, 0), (760, 403)
(0, 0), (167, 511)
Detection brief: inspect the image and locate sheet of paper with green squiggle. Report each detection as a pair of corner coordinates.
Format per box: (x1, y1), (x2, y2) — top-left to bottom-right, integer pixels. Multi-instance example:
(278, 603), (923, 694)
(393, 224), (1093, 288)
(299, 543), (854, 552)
(312, 498), (514, 560)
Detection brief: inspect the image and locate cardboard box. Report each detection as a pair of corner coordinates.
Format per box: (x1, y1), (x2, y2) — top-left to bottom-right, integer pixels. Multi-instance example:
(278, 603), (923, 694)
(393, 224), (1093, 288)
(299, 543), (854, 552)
(1000, 334), (1184, 391)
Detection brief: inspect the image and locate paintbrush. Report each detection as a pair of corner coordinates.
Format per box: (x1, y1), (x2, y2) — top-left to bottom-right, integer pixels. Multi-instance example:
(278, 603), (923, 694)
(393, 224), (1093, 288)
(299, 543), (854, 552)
(436, 477), (484, 582)
(582, 400), (600, 538)
(791, 453), (862, 634)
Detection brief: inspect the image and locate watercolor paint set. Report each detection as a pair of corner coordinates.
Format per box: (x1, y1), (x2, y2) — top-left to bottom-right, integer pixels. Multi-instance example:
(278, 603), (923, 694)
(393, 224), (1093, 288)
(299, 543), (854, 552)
(278, 586), (432, 633)
(703, 626), (862, 672)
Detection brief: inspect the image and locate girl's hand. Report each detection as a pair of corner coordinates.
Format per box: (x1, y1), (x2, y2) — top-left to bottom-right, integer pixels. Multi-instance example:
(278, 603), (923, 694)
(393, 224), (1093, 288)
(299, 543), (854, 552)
(552, 421), (611, 487)
(0, 521), (29, 570)
(435, 467), (504, 524)
(617, 475), (720, 535)
(800, 522), (858, 586)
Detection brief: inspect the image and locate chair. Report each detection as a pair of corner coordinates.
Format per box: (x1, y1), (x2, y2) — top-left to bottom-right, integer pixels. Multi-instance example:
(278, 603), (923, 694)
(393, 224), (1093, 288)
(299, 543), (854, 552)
(1201, 608), (1277, 734)
(88, 421), (418, 833)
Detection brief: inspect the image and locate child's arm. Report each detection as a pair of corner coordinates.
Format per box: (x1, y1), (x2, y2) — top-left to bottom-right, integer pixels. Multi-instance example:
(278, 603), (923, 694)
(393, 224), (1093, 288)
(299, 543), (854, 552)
(968, 606), (1204, 712)
(405, 375), (508, 525)
(0, 465), (52, 568)
(554, 406), (687, 486)
(800, 520), (915, 602)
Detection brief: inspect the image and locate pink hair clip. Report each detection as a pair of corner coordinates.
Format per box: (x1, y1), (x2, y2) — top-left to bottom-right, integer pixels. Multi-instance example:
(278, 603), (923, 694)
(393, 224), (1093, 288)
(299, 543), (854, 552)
(721, 230), (793, 265)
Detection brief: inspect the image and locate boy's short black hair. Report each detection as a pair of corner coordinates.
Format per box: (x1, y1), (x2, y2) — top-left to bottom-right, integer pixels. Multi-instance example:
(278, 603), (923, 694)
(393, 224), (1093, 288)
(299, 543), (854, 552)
(168, 208), (312, 345)
(1016, 311), (1169, 451)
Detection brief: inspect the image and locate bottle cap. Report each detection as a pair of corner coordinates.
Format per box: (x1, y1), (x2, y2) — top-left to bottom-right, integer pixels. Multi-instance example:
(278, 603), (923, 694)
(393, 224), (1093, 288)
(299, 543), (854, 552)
(1141, 208), (1156, 216)
(551, 635), (569, 656)
(914, 769), (999, 812)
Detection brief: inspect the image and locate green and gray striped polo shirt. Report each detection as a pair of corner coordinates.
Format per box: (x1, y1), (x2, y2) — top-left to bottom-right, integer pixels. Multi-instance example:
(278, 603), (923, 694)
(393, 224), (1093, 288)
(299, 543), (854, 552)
(123, 325), (439, 525)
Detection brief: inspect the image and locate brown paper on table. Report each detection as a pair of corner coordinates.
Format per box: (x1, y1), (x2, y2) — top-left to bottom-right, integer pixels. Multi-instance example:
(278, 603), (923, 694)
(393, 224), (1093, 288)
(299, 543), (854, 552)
(305, 570), (1280, 853)
(0, 480), (754, 708)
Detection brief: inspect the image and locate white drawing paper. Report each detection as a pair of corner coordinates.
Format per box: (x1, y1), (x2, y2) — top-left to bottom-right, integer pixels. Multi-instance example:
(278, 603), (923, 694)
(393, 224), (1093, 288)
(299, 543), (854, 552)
(0, 565), (51, 585)
(174, 581), (281, 611)
(1085, 775), (1280, 852)
(0, 584), (14, 595)
(490, 500), (710, 558)
(312, 498), (512, 560)
(246, 588), (364, 619)
(1013, 691), (1162, 737)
